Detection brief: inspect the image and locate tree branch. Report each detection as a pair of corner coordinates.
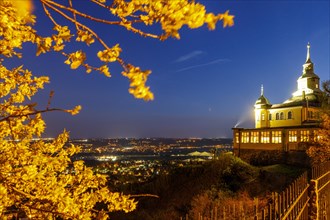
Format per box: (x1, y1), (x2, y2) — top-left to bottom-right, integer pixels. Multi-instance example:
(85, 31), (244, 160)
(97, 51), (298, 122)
(129, 194), (159, 198)
(68, 0), (79, 31)
(322, 80), (330, 95)
(0, 108), (66, 123)
(42, 2), (59, 27)
(41, 0), (160, 39)
(42, 0), (110, 50)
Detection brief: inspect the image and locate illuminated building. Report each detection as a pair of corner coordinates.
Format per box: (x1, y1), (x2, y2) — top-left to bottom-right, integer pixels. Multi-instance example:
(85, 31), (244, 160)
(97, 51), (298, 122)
(233, 43), (323, 157)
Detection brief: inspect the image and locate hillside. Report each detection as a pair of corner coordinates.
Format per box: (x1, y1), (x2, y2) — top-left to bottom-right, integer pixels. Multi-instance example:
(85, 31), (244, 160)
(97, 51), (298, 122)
(110, 153), (306, 220)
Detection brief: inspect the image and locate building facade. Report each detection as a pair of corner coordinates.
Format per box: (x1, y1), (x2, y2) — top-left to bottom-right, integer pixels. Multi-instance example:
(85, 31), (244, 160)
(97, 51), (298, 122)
(233, 43), (323, 156)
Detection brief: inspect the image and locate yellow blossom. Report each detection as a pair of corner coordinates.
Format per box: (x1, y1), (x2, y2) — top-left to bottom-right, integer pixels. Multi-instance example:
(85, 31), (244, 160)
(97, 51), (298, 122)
(221, 10), (235, 28)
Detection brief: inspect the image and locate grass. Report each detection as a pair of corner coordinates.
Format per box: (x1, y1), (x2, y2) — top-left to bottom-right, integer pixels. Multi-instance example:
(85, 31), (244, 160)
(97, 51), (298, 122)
(260, 164), (306, 178)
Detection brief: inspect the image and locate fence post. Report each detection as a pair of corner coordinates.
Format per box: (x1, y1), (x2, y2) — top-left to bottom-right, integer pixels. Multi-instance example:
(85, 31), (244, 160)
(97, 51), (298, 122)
(239, 201), (243, 220)
(308, 179), (318, 220)
(214, 206), (217, 220)
(254, 197), (258, 220)
(232, 204), (235, 219)
(223, 207), (226, 220)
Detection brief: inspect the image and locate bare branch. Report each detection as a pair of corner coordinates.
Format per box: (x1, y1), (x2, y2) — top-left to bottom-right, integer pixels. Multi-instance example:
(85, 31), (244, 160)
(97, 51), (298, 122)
(322, 80), (330, 95)
(42, 2), (59, 27)
(41, 0), (160, 39)
(42, 0), (110, 50)
(46, 90), (55, 109)
(129, 194), (160, 198)
(68, 0), (79, 31)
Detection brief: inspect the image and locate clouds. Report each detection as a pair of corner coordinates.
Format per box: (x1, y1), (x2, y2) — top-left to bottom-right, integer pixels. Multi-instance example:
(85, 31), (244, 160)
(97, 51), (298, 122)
(175, 58), (231, 72)
(173, 50), (231, 73)
(174, 50), (205, 63)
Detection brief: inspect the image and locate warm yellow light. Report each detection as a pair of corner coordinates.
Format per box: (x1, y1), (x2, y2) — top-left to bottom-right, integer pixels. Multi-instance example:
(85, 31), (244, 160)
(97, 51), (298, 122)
(11, 0), (33, 16)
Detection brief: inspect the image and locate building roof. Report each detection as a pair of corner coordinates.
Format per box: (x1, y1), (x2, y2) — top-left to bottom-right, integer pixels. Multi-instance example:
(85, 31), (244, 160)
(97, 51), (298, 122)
(232, 124), (320, 131)
(255, 95), (271, 105)
(273, 94), (322, 108)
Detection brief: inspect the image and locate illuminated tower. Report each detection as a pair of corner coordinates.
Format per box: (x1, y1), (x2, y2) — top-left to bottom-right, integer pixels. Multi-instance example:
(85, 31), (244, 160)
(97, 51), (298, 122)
(289, 43), (322, 101)
(254, 85), (271, 128)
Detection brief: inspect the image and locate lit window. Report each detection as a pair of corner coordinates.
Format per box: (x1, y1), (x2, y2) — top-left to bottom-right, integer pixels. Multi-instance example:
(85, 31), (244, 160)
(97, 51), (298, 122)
(235, 132), (239, 143)
(241, 132), (250, 143)
(261, 113), (265, 121)
(316, 84), (318, 88)
(251, 132), (259, 143)
(271, 131), (282, 143)
(280, 112), (284, 120)
(276, 113), (279, 120)
(269, 114), (272, 120)
(288, 111), (293, 119)
(260, 131), (270, 143)
(289, 131), (297, 142)
(313, 130), (321, 142)
(300, 130), (310, 142)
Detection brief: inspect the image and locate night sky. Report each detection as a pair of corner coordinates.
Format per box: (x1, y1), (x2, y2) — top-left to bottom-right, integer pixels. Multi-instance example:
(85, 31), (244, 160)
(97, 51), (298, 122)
(7, 1), (330, 138)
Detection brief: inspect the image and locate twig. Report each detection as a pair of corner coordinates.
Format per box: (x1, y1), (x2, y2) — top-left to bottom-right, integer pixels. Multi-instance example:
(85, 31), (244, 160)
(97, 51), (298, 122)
(41, 0), (160, 39)
(129, 194), (159, 198)
(42, 2), (59, 27)
(68, 0), (79, 31)
(42, 0), (110, 50)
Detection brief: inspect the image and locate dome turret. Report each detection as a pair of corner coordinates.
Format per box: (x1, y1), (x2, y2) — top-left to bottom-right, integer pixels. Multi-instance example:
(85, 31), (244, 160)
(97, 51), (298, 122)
(255, 85), (271, 106)
(288, 43), (322, 102)
(254, 85), (271, 128)
(255, 95), (271, 105)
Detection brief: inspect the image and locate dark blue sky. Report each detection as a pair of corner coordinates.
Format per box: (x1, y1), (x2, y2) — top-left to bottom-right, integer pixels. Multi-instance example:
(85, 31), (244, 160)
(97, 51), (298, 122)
(10, 1), (330, 138)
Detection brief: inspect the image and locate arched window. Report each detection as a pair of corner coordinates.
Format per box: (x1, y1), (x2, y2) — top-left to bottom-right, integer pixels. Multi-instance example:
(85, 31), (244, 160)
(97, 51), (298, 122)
(276, 113), (279, 120)
(288, 111), (293, 119)
(280, 112), (284, 120)
(269, 114), (272, 121)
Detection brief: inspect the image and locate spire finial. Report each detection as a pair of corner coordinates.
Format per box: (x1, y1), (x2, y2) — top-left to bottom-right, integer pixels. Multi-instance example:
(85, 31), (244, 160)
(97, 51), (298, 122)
(306, 42), (311, 63)
(261, 84), (264, 96)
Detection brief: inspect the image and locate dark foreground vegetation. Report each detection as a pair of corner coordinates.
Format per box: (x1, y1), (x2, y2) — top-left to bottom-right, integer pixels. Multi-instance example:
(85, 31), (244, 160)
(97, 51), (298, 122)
(110, 153), (306, 220)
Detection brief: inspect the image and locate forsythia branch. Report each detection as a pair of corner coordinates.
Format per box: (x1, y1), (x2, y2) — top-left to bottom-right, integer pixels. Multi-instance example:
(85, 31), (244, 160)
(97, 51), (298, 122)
(38, 0), (234, 101)
(0, 108), (70, 123)
(0, 0), (233, 218)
